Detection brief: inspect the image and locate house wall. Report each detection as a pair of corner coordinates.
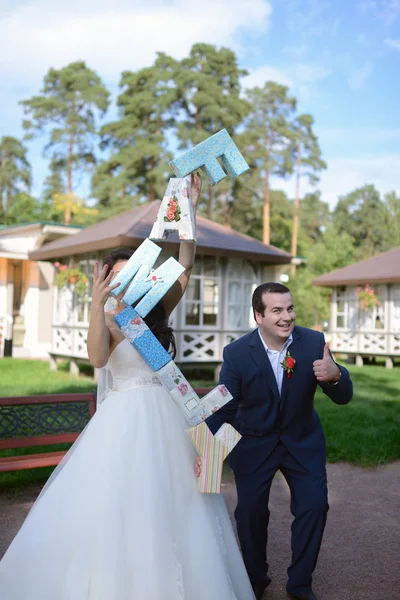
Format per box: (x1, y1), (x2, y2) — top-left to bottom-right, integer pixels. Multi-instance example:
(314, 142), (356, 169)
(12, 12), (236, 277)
(51, 253), (286, 363)
(0, 223), (81, 359)
(262, 264), (284, 282)
(0, 257), (55, 358)
(17, 261), (54, 358)
(38, 261), (55, 346)
(329, 283), (400, 358)
(0, 259), (9, 353)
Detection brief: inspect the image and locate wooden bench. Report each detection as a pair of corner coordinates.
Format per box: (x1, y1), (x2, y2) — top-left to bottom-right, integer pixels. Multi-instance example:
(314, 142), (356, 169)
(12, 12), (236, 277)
(0, 392), (96, 472)
(0, 388), (213, 473)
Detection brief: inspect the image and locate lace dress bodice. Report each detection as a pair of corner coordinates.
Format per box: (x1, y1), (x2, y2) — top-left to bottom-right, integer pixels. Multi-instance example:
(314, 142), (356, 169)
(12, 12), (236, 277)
(107, 338), (162, 392)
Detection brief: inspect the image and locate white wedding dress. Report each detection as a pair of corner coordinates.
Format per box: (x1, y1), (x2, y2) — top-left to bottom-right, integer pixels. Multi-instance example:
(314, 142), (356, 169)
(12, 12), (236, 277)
(0, 338), (255, 600)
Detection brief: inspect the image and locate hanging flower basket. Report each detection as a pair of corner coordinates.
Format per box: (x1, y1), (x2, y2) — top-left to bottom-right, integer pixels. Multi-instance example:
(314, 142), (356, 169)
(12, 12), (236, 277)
(355, 284), (380, 312)
(54, 264), (89, 298)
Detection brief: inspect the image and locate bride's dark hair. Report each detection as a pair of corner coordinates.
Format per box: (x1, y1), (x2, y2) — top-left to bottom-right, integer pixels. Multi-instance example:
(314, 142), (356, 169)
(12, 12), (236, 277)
(103, 247), (177, 359)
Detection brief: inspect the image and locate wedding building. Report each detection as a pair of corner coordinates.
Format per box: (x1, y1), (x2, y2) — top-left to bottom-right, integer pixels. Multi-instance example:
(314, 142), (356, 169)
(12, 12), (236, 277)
(313, 247), (400, 367)
(0, 222), (81, 358)
(29, 201), (292, 372)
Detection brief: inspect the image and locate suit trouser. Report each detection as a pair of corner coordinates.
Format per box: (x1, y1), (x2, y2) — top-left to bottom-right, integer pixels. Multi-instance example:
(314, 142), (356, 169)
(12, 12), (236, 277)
(234, 442), (329, 595)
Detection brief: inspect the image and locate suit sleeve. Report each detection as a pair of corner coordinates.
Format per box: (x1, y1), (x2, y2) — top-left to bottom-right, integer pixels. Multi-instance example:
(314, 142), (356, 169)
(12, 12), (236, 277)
(318, 333), (353, 405)
(206, 346), (240, 434)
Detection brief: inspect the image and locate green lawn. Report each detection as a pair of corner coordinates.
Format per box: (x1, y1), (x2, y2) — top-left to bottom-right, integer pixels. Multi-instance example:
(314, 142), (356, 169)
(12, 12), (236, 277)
(315, 364), (400, 467)
(0, 359), (399, 489)
(0, 358), (96, 396)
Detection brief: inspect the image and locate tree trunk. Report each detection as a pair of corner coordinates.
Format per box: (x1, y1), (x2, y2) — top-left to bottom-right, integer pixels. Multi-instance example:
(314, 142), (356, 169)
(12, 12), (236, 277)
(206, 186), (214, 220)
(148, 157), (155, 201)
(1, 148), (7, 215)
(290, 142), (302, 275)
(263, 169), (270, 245)
(195, 108), (201, 129)
(65, 132), (74, 225)
(148, 183), (155, 202)
(222, 190), (232, 226)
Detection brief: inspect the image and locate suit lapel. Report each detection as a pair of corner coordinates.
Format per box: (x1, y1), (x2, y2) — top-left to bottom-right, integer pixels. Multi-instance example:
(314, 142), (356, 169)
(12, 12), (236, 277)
(248, 329), (281, 405)
(280, 327), (301, 412)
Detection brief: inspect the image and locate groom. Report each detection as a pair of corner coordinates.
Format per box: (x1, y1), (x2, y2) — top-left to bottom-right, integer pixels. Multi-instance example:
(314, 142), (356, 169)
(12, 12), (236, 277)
(206, 282), (353, 600)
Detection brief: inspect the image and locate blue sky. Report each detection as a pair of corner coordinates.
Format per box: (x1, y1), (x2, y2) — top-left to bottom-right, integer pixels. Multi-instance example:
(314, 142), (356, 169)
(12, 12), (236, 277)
(0, 0), (399, 208)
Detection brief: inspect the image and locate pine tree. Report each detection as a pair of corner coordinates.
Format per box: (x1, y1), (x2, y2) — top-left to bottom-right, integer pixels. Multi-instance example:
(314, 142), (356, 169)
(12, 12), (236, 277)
(242, 83), (297, 244)
(92, 54), (179, 213)
(0, 136), (32, 220)
(21, 61), (110, 224)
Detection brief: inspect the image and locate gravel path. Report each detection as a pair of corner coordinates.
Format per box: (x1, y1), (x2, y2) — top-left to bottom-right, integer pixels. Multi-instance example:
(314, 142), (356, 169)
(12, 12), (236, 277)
(1, 462), (399, 600)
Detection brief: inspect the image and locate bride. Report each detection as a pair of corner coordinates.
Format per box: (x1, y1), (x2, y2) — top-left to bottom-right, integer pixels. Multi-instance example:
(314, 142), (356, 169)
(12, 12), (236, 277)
(0, 174), (255, 599)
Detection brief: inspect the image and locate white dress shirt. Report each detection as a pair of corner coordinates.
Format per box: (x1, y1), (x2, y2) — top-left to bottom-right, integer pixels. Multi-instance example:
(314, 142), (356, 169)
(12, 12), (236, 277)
(258, 328), (293, 394)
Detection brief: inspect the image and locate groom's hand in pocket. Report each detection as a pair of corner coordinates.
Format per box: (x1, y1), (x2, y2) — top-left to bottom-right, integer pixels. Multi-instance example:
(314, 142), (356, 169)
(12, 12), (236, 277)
(194, 457), (202, 478)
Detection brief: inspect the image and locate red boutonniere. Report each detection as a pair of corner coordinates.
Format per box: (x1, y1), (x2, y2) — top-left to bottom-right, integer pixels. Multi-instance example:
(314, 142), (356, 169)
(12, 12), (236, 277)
(281, 351), (296, 378)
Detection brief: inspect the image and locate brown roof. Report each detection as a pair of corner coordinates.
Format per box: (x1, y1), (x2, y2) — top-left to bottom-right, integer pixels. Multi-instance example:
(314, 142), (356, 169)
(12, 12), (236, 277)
(313, 247), (400, 287)
(29, 200), (291, 264)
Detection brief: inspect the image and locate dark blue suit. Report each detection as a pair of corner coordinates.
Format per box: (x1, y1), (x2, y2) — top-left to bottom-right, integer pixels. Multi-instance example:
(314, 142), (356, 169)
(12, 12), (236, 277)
(207, 326), (353, 595)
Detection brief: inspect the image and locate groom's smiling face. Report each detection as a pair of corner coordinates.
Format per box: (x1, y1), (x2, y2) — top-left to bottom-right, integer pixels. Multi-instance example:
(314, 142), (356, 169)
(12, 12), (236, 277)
(255, 292), (296, 342)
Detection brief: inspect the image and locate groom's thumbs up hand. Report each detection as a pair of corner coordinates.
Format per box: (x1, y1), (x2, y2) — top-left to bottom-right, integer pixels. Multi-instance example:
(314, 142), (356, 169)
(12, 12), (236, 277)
(313, 343), (341, 383)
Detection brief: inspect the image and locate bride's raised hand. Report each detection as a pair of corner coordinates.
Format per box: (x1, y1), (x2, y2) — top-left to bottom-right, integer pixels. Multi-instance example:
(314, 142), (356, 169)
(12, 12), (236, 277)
(190, 172), (202, 211)
(91, 262), (121, 309)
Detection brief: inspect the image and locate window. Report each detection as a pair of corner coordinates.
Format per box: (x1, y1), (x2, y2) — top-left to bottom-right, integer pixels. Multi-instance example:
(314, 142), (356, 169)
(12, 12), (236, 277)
(335, 285), (387, 331)
(335, 286), (357, 330)
(358, 284), (386, 331)
(391, 285), (400, 332)
(74, 255), (95, 324)
(184, 257), (220, 327)
(336, 287), (346, 329)
(226, 260), (259, 330)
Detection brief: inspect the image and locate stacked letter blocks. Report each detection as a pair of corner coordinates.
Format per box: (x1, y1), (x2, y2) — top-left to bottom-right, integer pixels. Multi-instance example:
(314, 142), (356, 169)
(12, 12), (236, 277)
(114, 306), (233, 426)
(188, 422), (242, 493)
(150, 177), (196, 242)
(169, 129), (249, 186)
(112, 128), (250, 492)
(115, 307), (171, 372)
(110, 239), (161, 297)
(115, 305), (242, 494)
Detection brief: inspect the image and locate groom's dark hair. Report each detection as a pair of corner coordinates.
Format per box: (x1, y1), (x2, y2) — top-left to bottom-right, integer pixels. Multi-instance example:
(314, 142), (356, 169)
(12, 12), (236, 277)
(252, 282), (291, 318)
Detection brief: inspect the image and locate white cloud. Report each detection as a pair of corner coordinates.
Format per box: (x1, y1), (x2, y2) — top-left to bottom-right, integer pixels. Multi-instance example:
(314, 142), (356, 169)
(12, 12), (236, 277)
(0, 0), (271, 85)
(283, 43), (308, 57)
(348, 60), (374, 90)
(0, 0), (272, 188)
(385, 38), (400, 50)
(242, 66), (292, 89)
(272, 154), (400, 209)
(242, 61), (331, 107)
(243, 62), (330, 92)
(291, 64), (331, 84)
(0, 0), (272, 141)
(358, 0), (400, 25)
(284, 0), (334, 37)
(317, 126), (400, 144)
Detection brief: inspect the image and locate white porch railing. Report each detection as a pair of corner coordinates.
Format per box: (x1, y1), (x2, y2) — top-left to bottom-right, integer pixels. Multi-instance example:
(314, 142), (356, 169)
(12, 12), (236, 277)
(51, 324), (249, 363)
(52, 325), (89, 359)
(331, 330), (400, 356)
